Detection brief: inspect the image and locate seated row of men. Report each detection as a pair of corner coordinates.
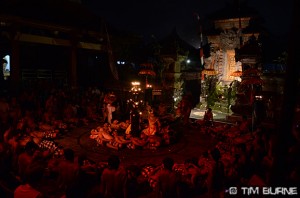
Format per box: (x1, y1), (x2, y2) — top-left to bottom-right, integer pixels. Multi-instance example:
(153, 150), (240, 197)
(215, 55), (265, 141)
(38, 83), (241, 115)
(4, 117), (70, 158)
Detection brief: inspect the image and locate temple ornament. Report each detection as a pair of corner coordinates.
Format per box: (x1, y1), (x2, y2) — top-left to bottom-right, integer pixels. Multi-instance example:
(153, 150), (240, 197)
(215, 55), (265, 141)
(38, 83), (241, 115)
(219, 29), (240, 50)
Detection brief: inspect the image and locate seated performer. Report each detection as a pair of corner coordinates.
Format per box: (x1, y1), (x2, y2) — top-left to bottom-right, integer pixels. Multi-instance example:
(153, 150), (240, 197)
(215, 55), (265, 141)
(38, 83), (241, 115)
(196, 108), (214, 126)
(128, 133), (149, 149)
(161, 125), (172, 145)
(90, 129), (99, 140)
(113, 131), (131, 144)
(18, 129), (58, 149)
(94, 125), (114, 146)
(142, 124), (158, 136)
(110, 120), (120, 131)
(106, 130), (132, 150)
(147, 135), (162, 150)
(120, 120), (130, 129)
(143, 112), (161, 136)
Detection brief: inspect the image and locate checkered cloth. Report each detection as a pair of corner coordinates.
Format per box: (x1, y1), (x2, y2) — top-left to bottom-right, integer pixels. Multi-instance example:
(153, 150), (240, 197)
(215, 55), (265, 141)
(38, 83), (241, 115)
(53, 148), (63, 157)
(38, 140), (57, 150)
(141, 165), (155, 178)
(173, 164), (185, 175)
(148, 177), (157, 189)
(38, 140), (62, 156)
(148, 143), (157, 150)
(127, 143), (135, 149)
(58, 123), (67, 130)
(43, 131), (55, 139)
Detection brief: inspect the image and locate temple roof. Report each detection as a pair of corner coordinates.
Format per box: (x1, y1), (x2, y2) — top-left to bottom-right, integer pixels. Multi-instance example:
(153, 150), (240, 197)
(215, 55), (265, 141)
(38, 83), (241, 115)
(235, 35), (262, 60)
(205, 1), (264, 36)
(0, 0), (102, 31)
(207, 1), (259, 21)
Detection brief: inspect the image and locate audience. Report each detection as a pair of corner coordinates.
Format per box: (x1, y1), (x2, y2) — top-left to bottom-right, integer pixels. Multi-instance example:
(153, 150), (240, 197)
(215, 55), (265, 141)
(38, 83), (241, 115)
(100, 155), (127, 198)
(207, 148), (224, 198)
(57, 148), (78, 192)
(0, 83), (299, 197)
(17, 141), (39, 182)
(154, 157), (180, 198)
(14, 162), (45, 198)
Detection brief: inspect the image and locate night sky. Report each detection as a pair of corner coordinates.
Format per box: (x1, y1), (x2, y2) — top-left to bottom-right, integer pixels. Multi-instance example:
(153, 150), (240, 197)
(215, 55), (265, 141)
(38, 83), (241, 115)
(83, 0), (294, 47)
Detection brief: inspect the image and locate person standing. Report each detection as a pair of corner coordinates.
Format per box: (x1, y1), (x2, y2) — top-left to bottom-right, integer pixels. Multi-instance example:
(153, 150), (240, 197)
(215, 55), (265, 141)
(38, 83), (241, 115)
(100, 155), (128, 198)
(103, 92), (116, 124)
(206, 148), (225, 198)
(14, 162), (44, 198)
(57, 148), (78, 192)
(155, 157), (180, 198)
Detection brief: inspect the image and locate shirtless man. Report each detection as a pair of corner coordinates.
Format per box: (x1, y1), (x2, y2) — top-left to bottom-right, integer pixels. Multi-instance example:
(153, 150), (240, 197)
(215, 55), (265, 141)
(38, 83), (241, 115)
(100, 155), (127, 198)
(154, 157), (180, 198)
(143, 112), (161, 136)
(106, 131), (132, 150)
(94, 125), (114, 146)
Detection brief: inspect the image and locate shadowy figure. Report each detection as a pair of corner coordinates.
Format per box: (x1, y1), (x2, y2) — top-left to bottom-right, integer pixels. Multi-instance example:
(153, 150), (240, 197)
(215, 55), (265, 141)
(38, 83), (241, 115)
(14, 162), (44, 198)
(100, 155), (127, 198)
(155, 157), (180, 198)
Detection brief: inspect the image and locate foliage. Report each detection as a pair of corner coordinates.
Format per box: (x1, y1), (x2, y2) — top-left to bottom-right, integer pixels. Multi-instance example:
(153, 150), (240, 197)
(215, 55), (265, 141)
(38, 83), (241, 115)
(173, 80), (184, 106)
(273, 51), (288, 65)
(204, 75), (219, 107)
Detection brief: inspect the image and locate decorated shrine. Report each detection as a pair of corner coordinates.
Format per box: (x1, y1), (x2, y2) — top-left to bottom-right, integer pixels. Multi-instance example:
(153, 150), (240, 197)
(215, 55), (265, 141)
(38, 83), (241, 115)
(204, 2), (262, 85)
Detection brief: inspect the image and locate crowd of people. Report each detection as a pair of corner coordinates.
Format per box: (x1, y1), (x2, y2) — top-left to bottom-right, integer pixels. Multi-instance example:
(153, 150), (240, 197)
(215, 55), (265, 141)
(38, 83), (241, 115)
(0, 84), (299, 198)
(0, 85), (110, 197)
(89, 107), (182, 151)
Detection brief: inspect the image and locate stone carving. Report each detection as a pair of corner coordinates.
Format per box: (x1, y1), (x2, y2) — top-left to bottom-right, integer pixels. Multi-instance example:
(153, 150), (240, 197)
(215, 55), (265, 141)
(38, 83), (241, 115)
(220, 29), (240, 50)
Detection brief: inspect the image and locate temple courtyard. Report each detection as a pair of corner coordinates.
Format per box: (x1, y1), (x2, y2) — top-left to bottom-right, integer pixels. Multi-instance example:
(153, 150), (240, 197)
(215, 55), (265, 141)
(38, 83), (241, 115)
(55, 114), (221, 167)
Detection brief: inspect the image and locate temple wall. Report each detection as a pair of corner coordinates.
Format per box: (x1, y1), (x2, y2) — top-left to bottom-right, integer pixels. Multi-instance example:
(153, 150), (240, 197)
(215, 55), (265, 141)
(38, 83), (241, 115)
(214, 17), (251, 30)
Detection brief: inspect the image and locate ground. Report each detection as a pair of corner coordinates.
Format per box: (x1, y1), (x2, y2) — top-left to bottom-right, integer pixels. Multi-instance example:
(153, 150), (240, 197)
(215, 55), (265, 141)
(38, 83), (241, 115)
(55, 110), (224, 166)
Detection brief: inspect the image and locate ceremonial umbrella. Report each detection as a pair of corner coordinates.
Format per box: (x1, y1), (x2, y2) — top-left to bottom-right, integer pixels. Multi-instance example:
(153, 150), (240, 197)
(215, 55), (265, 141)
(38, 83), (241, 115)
(202, 68), (218, 76)
(241, 77), (263, 85)
(230, 70), (243, 77)
(241, 77), (263, 104)
(242, 68), (260, 76)
(138, 69), (156, 88)
(138, 69), (156, 77)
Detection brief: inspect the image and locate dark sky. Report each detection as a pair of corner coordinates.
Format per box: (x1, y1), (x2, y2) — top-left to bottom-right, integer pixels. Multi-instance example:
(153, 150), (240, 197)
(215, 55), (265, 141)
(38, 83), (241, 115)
(83, 0), (294, 46)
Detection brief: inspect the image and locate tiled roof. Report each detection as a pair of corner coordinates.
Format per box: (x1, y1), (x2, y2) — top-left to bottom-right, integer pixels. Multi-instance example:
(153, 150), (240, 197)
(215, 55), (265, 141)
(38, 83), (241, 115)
(207, 2), (259, 20)
(0, 0), (102, 31)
